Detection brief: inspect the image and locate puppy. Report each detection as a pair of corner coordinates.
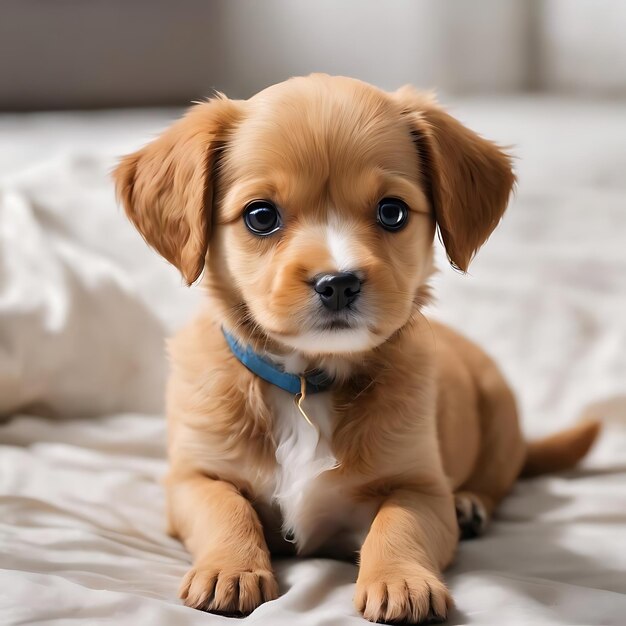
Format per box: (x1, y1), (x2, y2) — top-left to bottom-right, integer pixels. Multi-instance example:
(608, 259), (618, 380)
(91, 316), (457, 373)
(114, 74), (600, 624)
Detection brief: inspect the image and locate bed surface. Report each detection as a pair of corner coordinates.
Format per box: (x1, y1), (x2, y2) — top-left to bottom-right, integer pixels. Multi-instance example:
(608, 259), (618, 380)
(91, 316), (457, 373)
(1, 97), (625, 625)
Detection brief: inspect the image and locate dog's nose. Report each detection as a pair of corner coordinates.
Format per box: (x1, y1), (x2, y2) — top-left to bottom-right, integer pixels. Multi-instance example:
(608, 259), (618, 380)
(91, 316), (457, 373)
(314, 272), (361, 311)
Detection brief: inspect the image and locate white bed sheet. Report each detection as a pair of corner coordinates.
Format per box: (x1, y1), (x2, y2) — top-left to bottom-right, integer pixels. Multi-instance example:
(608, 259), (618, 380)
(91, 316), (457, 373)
(1, 97), (625, 625)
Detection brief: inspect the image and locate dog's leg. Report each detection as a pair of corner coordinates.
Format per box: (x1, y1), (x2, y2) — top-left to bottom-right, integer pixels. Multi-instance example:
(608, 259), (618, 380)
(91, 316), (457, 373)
(166, 472), (278, 615)
(454, 363), (526, 540)
(355, 486), (457, 624)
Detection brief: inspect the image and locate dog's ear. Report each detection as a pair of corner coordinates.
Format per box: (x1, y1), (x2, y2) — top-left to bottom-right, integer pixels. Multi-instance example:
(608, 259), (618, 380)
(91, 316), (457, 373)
(393, 86), (515, 271)
(113, 97), (241, 285)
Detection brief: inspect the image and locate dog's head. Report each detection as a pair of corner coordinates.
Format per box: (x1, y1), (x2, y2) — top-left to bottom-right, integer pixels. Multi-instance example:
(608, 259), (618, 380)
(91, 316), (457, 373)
(115, 75), (514, 356)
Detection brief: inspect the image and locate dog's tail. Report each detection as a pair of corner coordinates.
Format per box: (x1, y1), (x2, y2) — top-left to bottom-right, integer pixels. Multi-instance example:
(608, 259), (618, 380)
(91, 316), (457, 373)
(521, 419), (601, 478)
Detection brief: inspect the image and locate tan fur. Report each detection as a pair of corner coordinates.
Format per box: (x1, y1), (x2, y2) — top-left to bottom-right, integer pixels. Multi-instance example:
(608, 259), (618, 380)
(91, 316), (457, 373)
(394, 86), (516, 271)
(115, 97), (242, 285)
(521, 420), (601, 478)
(114, 74), (600, 623)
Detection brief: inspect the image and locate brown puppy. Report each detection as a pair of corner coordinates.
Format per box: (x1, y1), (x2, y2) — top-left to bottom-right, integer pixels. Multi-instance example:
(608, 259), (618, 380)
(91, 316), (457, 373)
(115, 74), (599, 624)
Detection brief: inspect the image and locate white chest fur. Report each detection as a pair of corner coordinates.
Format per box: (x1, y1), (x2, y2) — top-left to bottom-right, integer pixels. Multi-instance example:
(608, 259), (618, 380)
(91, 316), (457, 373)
(263, 385), (376, 556)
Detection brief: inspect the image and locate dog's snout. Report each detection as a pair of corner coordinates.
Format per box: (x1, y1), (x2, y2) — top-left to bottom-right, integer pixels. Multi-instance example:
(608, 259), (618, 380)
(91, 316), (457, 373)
(313, 272), (361, 311)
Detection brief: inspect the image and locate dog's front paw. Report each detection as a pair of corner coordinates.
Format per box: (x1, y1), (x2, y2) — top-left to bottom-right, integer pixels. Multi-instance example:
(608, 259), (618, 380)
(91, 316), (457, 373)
(355, 564), (452, 624)
(180, 564), (278, 615)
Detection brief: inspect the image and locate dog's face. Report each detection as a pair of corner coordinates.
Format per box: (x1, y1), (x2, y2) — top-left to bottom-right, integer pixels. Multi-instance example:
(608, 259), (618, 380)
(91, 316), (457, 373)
(213, 78), (435, 354)
(115, 75), (514, 356)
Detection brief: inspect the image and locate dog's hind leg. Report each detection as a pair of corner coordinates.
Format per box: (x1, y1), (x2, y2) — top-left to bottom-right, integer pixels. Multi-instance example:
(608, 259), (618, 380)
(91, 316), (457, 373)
(454, 490), (493, 539)
(454, 362), (526, 539)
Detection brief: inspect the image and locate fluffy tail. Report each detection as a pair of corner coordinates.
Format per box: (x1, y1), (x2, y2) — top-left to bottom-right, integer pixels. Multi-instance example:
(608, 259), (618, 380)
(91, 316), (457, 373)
(521, 419), (601, 478)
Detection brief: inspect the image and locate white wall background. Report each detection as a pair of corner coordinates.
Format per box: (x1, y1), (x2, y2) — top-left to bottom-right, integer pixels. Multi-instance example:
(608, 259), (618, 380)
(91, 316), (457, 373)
(216, 0), (531, 97)
(0, 0), (625, 109)
(538, 0), (626, 95)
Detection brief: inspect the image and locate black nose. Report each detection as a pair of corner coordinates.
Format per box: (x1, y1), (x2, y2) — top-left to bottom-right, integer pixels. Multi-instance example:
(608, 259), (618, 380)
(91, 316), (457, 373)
(314, 272), (361, 311)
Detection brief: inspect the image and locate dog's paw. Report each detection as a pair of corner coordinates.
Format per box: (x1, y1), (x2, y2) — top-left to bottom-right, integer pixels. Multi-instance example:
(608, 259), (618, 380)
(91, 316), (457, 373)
(355, 565), (452, 624)
(179, 565), (278, 615)
(455, 492), (488, 540)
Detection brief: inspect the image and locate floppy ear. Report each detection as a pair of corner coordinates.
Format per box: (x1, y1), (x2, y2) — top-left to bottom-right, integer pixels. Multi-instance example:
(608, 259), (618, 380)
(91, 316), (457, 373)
(394, 86), (515, 271)
(113, 96), (241, 285)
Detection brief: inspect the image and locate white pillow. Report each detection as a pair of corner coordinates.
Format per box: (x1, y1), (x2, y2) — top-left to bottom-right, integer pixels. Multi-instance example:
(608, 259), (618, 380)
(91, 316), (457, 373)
(0, 152), (199, 419)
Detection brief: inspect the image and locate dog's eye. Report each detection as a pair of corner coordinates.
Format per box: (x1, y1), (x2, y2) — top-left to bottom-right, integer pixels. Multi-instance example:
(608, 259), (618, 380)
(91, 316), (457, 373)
(243, 200), (281, 236)
(377, 198), (409, 232)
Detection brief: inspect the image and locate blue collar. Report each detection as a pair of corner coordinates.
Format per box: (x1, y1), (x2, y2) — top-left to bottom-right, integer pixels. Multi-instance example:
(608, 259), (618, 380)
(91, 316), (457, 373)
(222, 328), (333, 395)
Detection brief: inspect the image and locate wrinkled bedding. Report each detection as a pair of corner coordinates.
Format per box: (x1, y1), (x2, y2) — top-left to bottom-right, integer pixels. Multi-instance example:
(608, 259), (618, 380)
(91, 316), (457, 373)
(1, 98), (625, 625)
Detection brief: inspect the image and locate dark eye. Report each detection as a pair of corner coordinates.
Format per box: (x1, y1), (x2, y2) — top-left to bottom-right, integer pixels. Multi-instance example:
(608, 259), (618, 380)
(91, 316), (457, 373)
(377, 198), (409, 232)
(243, 200), (280, 236)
